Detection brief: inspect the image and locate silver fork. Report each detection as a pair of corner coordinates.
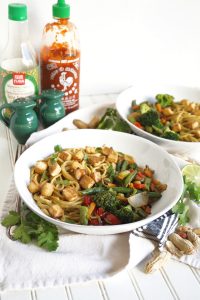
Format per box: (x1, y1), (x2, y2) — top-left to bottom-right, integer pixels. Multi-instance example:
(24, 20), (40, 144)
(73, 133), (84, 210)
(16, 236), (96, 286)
(6, 144), (26, 240)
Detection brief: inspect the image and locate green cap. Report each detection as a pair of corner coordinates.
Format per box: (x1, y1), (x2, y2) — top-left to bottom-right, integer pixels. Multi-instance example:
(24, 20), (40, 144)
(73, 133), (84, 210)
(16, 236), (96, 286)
(53, 0), (70, 19)
(8, 3), (27, 21)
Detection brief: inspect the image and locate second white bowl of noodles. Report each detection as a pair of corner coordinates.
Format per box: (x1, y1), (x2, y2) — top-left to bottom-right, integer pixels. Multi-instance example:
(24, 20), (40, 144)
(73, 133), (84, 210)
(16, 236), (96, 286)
(14, 129), (183, 235)
(116, 84), (200, 158)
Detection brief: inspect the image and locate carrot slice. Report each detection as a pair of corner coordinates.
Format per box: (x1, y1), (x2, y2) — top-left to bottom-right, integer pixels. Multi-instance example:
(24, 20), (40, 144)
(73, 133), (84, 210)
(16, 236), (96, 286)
(87, 202), (96, 219)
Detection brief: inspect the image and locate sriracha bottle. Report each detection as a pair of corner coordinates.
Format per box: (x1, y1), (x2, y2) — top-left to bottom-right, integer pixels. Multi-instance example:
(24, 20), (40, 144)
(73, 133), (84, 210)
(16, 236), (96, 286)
(40, 0), (80, 114)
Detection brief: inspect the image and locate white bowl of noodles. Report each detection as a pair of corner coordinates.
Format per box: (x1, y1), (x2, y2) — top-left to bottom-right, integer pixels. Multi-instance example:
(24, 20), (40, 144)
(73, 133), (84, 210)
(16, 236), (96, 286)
(14, 129), (183, 235)
(116, 85), (200, 158)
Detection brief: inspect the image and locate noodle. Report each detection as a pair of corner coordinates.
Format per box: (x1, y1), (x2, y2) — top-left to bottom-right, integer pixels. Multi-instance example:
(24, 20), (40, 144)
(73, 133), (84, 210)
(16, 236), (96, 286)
(129, 98), (200, 142)
(28, 146), (167, 225)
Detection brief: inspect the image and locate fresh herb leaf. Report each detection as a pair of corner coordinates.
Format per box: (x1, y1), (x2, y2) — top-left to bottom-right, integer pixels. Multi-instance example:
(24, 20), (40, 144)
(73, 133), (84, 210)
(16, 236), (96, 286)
(37, 231), (58, 251)
(1, 211), (21, 227)
(12, 224), (32, 244)
(84, 153), (88, 161)
(50, 153), (58, 164)
(56, 179), (70, 186)
(54, 145), (63, 152)
(40, 170), (48, 182)
(179, 206), (190, 225)
(172, 175), (200, 225)
(172, 200), (190, 225)
(2, 206), (59, 251)
(186, 181), (200, 203)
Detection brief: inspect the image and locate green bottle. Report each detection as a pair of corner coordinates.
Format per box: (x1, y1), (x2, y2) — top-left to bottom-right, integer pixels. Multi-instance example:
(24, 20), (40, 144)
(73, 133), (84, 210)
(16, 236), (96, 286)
(39, 89), (65, 128)
(0, 98), (38, 144)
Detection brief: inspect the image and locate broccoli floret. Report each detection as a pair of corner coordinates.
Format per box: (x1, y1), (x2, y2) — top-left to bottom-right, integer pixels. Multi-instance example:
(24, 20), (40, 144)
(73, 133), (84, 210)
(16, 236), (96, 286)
(140, 103), (151, 114)
(97, 108), (132, 133)
(115, 205), (134, 223)
(162, 130), (179, 140)
(93, 191), (122, 213)
(138, 110), (160, 127)
(155, 94), (174, 107)
(93, 191), (136, 223)
(152, 120), (164, 135)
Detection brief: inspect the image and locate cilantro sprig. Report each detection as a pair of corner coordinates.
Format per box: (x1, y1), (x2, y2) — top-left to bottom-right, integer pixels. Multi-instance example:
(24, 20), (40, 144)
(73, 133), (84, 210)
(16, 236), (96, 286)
(54, 144), (63, 152)
(1, 206), (59, 251)
(172, 175), (200, 225)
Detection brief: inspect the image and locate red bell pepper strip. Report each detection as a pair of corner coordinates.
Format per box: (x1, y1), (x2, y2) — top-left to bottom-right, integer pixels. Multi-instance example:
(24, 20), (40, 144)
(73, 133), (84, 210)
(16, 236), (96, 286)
(134, 121), (143, 129)
(104, 213), (121, 225)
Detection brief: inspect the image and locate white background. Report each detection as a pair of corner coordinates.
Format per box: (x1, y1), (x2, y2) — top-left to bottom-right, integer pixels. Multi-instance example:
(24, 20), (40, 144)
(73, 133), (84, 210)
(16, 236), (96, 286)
(0, 0), (200, 95)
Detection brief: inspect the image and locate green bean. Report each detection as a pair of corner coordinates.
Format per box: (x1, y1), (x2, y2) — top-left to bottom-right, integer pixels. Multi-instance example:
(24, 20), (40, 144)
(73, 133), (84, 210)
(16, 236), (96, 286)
(120, 160), (129, 171)
(116, 160), (123, 172)
(81, 187), (106, 195)
(129, 163), (138, 170)
(136, 208), (148, 218)
(114, 177), (123, 186)
(123, 170), (137, 186)
(147, 191), (162, 198)
(111, 187), (134, 194)
(132, 212), (142, 221)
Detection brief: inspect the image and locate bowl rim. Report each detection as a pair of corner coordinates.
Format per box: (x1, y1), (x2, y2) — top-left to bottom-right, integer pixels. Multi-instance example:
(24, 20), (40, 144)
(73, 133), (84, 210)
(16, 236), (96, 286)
(14, 129), (184, 233)
(116, 85), (200, 146)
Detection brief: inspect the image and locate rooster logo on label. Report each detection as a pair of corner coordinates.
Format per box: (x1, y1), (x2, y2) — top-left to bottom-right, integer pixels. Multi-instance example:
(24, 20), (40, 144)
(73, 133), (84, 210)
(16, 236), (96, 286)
(59, 72), (73, 90)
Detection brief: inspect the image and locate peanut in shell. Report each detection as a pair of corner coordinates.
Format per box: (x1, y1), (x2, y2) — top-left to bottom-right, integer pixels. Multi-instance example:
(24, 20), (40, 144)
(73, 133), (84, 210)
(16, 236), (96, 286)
(168, 233), (195, 255)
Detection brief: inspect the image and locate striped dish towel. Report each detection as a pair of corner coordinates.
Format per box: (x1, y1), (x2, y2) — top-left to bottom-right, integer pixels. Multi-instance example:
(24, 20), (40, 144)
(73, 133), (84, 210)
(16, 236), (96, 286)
(133, 211), (178, 248)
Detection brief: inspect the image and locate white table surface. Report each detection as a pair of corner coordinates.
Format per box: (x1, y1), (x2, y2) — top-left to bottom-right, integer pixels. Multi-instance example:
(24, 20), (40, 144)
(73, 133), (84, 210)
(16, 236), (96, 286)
(0, 94), (200, 300)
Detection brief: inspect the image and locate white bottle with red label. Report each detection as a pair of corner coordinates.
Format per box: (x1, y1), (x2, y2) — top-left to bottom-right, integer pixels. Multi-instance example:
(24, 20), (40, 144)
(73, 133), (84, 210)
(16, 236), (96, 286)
(0, 3), (39, 115)
(40, 0), (80, 114)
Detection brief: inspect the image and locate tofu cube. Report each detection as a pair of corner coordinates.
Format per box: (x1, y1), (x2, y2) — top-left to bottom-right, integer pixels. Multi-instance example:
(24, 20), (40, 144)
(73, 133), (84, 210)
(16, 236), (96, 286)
(79, 175), (95, 189)
(63, 186), (79, 201)
(28, 181), (40, 194)
(59, 151), (72, 161)
(41, 183), (54, 197)
(34, 161), (48, 174)
(107, 150), (118, 163)
(73, 150), (84, 161)
(48, 204), (64, 218)
(91, 171), (101, 183)
(74, 168), (86, 180)
(49, 163), (61, 176)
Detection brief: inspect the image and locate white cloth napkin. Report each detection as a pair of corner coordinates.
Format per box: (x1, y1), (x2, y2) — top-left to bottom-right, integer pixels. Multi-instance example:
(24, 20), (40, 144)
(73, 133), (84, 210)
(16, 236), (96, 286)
(1, 186), (200, 291)
(0, 114), (200, 291)
(0, 178), (155, 291)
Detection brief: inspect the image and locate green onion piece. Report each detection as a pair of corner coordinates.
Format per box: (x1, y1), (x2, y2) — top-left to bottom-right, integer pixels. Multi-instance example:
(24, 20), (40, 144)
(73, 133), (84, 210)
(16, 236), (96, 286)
(50, 153), (58, 164)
